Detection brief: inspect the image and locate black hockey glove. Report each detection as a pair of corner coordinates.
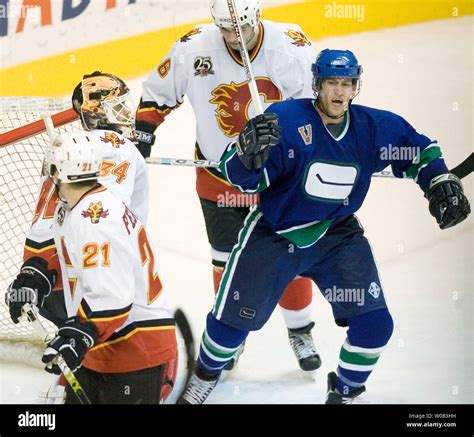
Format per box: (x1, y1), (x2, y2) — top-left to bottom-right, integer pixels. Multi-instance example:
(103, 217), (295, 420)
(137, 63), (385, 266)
(6, 257), (57, 324)
(134, 120), (156, 159)
(42, 316), (99, 375)
(236, 113), (281, 170)
(426, 173), (470, 230)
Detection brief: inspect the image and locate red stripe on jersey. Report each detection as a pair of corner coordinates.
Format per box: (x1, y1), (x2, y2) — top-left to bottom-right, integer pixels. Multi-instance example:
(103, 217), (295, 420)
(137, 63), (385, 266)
(84, 326), (177, 373)
(78, 306), (130, 343)
(136, 106), (174, 129)
(196, 166), (259, 204)
(23, 244), (63, 291)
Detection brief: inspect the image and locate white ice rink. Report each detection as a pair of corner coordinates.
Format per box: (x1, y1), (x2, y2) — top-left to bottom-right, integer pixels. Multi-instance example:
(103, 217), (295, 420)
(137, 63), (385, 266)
(1, 16), (472, 404)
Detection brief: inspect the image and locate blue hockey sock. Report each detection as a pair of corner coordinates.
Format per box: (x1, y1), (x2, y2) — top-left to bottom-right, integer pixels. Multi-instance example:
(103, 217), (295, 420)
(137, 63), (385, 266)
(198, 312), (249, 375)
(336, 309), (393, 396)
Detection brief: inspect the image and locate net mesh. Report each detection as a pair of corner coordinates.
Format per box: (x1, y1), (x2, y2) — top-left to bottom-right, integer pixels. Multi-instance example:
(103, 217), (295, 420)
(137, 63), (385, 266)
(0, 97), (80, 364)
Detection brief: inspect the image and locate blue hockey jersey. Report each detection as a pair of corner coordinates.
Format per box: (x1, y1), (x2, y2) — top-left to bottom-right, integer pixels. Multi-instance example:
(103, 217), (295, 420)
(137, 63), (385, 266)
(220, 99), (448, 248)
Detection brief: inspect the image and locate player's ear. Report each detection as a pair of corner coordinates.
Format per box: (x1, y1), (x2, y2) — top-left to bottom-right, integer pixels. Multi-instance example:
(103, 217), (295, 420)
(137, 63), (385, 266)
(49, 165), (58, 179)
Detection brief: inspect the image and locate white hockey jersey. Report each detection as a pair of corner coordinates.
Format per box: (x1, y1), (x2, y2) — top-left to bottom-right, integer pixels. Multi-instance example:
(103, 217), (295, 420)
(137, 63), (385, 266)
(138, 20), (315, 202)
(53, 185), (176, 373)
(24, 129), (149, 291)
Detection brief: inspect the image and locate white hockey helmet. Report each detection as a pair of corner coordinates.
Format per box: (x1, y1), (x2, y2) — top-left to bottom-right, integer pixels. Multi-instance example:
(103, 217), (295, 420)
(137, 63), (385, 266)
(45, 131), (102, 184)
(211, 0), (261, 28)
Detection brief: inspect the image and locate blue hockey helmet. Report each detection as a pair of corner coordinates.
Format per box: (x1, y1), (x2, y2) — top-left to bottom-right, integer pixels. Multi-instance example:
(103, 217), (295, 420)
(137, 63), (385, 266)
(312, 49), (363, 97)
(312, 49), (362, 79)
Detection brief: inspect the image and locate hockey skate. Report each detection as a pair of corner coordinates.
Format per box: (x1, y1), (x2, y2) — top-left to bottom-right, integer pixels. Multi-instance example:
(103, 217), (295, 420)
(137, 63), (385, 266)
(288, 322), (321, 379)
(177, 368), (219, 404)
(220, 340), (245, 382)
(325, 372), (366, 404)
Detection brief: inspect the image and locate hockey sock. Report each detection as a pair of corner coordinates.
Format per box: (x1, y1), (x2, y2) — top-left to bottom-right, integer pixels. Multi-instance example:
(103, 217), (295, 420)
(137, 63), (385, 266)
(336, 308), (393, 396)
(278, 277), (313, 329)
(212, 266), (224, 294)
(198, 312), (248, 375)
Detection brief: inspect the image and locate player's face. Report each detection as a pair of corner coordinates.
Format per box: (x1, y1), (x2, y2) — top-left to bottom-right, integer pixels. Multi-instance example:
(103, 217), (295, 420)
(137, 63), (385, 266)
(319, 78), (356, 118)
(219, 24), (257, 50)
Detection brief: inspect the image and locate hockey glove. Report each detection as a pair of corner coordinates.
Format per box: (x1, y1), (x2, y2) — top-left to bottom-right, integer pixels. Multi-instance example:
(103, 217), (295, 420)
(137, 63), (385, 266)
(134, 120), (156, 159)
(236, 113), (281, 170)
(427, 173), (470, 229)
(42, 316), (99, 375)
(6, 257), (57, 324)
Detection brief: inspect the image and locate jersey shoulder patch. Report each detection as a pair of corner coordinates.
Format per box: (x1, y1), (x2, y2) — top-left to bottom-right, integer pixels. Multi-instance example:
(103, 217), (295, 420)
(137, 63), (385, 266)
(99, 131), (125, 148)
(284, 28), (312, 47)
(81, 200), (110, 224)
(178, 26), (203, 43)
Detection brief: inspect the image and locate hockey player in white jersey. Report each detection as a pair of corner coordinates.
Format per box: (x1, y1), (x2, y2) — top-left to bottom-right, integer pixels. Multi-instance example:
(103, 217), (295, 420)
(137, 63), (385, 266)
(14, 132), (177, 404)
(135, 0), (321, 374)
(6, 73), (177, 402)
(9, 71), (149, 327)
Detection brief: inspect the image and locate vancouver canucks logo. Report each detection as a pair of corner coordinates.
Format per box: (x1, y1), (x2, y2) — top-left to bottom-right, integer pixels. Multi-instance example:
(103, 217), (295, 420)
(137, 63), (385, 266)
(210, 77), (281, 137)
(101, 132), (125, 148)
(285, 29), (311, 47)
(81, 202), (109, 224)
(304, 162), (358, 201)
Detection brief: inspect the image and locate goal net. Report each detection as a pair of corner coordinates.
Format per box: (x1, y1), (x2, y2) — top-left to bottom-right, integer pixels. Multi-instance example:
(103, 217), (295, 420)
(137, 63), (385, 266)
(0, 97), (80, 366)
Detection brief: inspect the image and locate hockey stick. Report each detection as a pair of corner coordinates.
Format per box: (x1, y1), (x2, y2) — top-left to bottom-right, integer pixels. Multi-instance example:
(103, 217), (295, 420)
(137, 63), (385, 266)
(146, 155), (396, 177)
(450, 152), (474, 180)
(226, 0), (263, 115)
(174, 309), (195, 400)
(146, 154), (474, 180)
(43, 116), (57, 142)
(146, 157), (220, 168)
(23, 303), (92, 405)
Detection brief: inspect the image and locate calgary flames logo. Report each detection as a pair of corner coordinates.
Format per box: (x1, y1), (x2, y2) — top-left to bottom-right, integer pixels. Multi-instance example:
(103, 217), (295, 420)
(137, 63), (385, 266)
(57, 205), (66, 226)
(101, 132), (125, 148)
(180, 27), (202, 43)
(285, 29), (311, 47)
(82, 202), (109, 224)
(210, 77), (282, 137)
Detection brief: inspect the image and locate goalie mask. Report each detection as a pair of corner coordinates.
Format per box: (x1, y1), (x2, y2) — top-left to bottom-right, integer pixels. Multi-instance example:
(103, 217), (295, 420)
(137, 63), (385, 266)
(72, 71), (135, 138)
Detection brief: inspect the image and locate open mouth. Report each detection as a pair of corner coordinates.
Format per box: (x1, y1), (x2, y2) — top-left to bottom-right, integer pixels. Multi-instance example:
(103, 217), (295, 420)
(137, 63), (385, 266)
(332, 99), (344, 107)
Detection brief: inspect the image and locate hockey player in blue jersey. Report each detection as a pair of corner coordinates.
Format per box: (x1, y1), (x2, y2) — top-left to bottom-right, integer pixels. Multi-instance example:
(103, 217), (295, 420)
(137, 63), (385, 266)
(178, 49), (471, 404)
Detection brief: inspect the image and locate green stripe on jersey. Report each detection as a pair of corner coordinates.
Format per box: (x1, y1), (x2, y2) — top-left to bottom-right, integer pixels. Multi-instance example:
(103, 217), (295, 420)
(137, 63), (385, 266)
(277, 219), (333, 249)
(220, 146), (270, 194)
(405, 144), (442, 180)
